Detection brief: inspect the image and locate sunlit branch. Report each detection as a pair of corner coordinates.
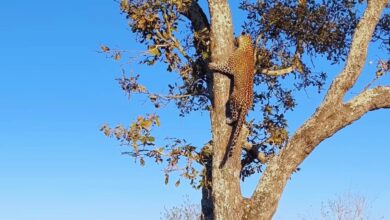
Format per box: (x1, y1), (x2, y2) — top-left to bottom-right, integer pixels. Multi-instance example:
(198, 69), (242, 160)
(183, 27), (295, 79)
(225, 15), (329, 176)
(324, 0), (388, 104)
(347, 86), (390, 112)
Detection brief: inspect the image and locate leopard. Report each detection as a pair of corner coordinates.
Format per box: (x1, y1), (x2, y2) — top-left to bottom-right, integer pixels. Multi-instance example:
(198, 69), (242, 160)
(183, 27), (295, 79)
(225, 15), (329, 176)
(209, 33), (255, 167)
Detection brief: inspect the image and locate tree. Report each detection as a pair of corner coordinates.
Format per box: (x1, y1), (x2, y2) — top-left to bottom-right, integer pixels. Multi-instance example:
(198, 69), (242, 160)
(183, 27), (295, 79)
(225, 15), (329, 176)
(100, 0), (389, 219)
(320, 193), (372, 220)
(301, 192), (383, 220)
(161, 195), (201, 220)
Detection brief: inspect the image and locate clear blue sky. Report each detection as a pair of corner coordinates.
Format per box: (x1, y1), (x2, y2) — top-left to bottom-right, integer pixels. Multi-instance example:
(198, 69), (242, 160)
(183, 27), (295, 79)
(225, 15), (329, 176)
(0, 1), (389, 220)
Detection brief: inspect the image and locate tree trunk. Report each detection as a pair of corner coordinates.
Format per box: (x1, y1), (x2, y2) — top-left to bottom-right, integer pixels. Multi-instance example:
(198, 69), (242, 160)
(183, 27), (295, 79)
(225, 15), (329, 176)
(207, 0), (247, 219)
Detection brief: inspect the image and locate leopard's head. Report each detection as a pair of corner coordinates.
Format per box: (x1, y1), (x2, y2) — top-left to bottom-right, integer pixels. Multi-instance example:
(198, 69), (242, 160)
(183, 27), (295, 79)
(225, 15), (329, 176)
(236, 35), (252, 49)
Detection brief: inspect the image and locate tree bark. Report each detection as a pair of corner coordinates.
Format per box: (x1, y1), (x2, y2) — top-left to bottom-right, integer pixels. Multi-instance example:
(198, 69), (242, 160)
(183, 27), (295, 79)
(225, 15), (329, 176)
(207, 0), (247, 219)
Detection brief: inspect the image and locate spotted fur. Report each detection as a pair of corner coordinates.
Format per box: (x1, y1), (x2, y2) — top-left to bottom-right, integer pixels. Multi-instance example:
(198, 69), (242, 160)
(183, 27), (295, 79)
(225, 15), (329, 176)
(209, 34), (254, 165)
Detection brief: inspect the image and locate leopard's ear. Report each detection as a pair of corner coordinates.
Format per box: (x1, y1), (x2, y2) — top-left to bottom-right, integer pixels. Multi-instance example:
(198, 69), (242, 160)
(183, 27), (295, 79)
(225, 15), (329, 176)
(241, 31), (247, 36)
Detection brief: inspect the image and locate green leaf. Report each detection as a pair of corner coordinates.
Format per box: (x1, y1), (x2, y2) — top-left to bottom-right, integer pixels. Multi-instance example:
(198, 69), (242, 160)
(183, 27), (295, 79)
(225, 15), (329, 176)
(147, 136), (155, 142)
(140, 120), (152, 129)
(155, 116), (160, 126)
(114, 52), (121, 61)
(100, 124), (111, 137)
(146, 34), (152, 40)
(164, 174), (169, 185)
(100, 45), (110, 52)
(148, 46), (160, 56)
(120, 0), (129, 11)
(202, 52), (209, 59)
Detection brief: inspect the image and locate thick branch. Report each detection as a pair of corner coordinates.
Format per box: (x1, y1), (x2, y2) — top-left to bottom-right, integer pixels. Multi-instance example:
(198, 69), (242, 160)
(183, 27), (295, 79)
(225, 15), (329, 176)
(179, 1), (209, 33)
(324, 0), (388, 104)
(260, 66), (295, 76)
(346, 86), (390, 113)
(241, 128), (269, 165)
(179, 1), (210, 54)
(208, 1), (245, 219)
(208, 0), (235, 166)
(258, 43), (303, 76)
(179, 1), (212, 101)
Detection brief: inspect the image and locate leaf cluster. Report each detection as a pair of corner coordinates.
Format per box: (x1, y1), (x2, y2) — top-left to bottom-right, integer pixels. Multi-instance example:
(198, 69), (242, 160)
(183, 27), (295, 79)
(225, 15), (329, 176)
(241, 0), (358, 64)
(101, 114), (160, 154)
(101, 113), (211, 188)
(120, 0), (210, 116)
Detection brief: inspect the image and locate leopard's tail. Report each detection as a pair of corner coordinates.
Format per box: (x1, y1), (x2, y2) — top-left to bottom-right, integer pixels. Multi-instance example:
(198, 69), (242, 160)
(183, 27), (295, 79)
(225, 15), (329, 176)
(220, 108), (245, 168)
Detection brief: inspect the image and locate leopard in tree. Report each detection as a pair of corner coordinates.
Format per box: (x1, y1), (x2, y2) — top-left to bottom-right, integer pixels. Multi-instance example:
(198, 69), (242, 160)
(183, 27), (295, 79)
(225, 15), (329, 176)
(209, 33), (255, 166)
